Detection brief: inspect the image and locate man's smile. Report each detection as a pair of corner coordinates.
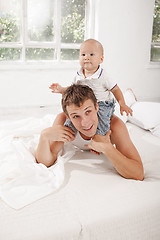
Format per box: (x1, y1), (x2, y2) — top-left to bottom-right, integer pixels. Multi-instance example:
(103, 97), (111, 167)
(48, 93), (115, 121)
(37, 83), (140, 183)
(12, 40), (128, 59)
(83, 125), (93, 131)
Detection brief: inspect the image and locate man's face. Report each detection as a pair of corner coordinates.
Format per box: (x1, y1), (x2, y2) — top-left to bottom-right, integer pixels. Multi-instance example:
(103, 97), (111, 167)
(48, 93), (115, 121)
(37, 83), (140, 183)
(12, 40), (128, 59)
(66, 99), (99, 140)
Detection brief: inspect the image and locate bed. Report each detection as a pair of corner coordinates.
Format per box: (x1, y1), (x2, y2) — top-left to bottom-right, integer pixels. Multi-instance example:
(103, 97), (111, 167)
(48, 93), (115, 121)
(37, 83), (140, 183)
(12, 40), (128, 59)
(0, 91), (160, 240)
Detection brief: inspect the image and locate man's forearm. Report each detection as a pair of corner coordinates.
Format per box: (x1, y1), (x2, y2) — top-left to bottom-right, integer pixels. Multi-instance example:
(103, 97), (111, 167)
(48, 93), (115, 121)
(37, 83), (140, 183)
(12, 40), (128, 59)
(35, 134), (56, 167)
(35, 128), (62, 167)
(103, 145), (144, 180)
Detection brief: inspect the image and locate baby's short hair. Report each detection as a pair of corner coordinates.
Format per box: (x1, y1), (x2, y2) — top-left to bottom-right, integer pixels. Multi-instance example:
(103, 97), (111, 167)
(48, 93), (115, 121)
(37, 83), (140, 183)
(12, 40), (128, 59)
(80, 38), (104, 56)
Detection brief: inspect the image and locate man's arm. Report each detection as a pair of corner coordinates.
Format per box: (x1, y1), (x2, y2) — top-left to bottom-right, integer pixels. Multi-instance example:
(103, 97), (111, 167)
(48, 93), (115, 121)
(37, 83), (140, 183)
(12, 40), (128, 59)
(35, 113), (75, 167)
(85, 115), (144, 180)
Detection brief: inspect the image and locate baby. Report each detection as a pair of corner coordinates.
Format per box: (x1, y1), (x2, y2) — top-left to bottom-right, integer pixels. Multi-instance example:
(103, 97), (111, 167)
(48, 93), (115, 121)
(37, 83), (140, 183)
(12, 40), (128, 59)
(49, 39), (132, 135)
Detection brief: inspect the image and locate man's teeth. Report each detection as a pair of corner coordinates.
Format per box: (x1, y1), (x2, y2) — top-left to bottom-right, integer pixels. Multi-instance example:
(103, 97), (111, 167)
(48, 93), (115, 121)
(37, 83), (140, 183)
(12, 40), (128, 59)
(84, 126), (92, 130)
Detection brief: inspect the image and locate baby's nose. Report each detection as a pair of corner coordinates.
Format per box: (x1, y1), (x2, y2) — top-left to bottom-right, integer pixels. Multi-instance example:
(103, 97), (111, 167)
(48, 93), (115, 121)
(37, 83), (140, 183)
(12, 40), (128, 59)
(85, 54), (90, 59)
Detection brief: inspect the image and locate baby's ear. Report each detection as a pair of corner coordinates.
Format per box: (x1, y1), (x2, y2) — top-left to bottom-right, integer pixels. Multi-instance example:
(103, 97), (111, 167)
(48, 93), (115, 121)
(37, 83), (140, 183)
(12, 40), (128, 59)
(101, 56), (104, 63)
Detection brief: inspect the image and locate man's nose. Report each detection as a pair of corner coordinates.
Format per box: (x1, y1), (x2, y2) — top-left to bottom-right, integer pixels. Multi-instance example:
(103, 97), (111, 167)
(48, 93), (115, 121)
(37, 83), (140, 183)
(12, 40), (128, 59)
(81, 116), (89, 126)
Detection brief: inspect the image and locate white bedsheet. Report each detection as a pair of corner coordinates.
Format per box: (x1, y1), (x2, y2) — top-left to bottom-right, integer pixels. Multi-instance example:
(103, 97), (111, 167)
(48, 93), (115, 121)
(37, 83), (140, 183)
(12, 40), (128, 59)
(0, 115), (76, 209)
(150, 124), (160, 138)
(0, 116), (160, 240)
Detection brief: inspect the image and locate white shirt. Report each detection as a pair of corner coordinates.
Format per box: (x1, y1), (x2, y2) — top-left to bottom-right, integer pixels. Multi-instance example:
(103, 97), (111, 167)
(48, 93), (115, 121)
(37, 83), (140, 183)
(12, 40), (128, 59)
(74, 67), (117, 102)
(71, 131), (91, 151)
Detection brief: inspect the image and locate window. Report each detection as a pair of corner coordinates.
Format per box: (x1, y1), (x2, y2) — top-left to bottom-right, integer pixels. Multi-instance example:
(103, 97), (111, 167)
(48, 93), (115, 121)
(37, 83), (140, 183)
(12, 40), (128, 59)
(0, 0), (95, 64)
(151, 0), (160, 62)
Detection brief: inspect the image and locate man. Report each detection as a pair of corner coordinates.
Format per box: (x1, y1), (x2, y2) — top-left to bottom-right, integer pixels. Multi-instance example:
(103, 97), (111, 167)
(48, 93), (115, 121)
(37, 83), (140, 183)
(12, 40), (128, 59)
(36, 84), (144, 181)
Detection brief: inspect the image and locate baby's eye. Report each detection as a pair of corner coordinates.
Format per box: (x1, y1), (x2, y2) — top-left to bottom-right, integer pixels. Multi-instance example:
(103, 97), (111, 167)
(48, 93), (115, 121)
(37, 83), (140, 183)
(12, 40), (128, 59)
(82, 54), (85, 56)
(90, 53), (94, 56)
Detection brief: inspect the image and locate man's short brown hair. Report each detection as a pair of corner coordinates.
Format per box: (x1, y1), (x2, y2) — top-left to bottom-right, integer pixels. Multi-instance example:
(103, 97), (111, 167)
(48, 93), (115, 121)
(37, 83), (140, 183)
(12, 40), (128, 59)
(62, 84), (97, 116)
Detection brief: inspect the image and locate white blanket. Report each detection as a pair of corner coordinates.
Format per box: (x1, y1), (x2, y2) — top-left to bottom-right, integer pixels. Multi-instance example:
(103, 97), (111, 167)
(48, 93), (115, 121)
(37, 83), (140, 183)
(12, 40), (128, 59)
(1, 117), (160, 240)
(0, 115), (76, 209)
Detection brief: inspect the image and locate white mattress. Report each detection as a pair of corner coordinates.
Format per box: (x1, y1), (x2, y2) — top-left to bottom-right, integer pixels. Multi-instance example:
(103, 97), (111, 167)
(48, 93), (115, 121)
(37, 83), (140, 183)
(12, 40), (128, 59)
(0, 121), (160, 240)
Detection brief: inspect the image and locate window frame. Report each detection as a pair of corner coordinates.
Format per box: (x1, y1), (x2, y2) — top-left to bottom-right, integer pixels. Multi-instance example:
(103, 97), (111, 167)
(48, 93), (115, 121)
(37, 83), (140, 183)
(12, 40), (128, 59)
(0, 0), (97, 70)
(150, 42), (160, 64)
(149, 0), (160, 66)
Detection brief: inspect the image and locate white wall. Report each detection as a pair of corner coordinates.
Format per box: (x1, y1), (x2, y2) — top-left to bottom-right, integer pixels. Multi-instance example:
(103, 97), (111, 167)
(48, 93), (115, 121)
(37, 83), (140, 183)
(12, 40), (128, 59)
(0, 0), (159, 107)
(0, 67), (75, 107)
(98, 0), (160, 101)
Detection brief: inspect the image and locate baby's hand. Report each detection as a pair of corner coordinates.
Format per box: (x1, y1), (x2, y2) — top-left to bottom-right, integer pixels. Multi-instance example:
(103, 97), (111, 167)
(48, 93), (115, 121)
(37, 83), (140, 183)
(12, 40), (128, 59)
(49, 83), (63, 93)
(120, 104), (133, 116)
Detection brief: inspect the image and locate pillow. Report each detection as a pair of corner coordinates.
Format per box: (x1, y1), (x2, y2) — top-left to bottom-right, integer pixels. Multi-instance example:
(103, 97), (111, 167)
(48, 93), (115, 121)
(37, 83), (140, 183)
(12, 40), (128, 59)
(123, 88), (137, 107)
(150, 124), (160, 138)
(114, 88), (136, 123)
(128, 101), (160, 129)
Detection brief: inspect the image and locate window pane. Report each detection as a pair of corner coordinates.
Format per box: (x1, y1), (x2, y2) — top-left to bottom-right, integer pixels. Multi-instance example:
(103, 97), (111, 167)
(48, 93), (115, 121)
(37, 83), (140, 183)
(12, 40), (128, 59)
(151, 46), (160, 62)
(0, 48), (21, 61)
(61, 49), (79, 60)
(26, 48), (55, 60)
(0, 0), (21, 42)
(152, 0), (160, 43)
(27, 0), (55, 42)
(61, 0), (85, 43)
(0, 0), (91, 62)
(151, 0), (160, 62)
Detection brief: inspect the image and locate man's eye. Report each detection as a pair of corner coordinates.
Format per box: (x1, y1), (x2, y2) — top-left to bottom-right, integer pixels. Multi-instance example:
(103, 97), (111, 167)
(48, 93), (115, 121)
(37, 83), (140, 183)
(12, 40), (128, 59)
(73, 115), (79, 119)
(86, 110), (91, 114)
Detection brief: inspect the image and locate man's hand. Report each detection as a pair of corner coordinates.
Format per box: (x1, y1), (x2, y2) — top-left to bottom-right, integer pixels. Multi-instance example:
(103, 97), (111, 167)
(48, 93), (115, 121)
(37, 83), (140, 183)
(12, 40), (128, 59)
(85, 130), (112, 154)
(90, 149), (101, 155)
(42, 125), (75, 143)
(49, 83), (63, 94)
(120, 104), (133, 116)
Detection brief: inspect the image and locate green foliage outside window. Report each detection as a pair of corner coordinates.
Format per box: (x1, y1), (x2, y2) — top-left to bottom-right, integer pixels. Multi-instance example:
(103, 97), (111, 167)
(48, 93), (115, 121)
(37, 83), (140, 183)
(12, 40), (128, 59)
(0, 15), (19, 42)
(61, 0), (85, 43)
(0, 15), (20, 60)
(151, 0), (160, 62)
(152, 0), (160, 42)
(0, 0), (85, 61)
(28, 19), (54, 42)
(26, 48), (55, 61)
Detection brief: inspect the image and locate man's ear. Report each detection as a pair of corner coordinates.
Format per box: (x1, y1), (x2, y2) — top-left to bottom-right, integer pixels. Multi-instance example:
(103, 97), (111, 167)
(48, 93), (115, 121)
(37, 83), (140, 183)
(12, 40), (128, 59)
(96, 102), (99, 111)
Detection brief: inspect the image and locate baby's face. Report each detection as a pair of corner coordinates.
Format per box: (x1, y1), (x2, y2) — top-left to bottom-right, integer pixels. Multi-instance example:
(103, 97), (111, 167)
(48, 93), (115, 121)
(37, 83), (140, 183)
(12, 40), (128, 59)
(79, 40), (103, 75)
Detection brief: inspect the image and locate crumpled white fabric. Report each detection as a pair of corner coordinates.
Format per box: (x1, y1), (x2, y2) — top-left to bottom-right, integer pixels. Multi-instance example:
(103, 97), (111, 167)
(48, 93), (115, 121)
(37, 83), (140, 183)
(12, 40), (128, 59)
(0, 115), (76, 209)
(150, 124), (160, 138)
